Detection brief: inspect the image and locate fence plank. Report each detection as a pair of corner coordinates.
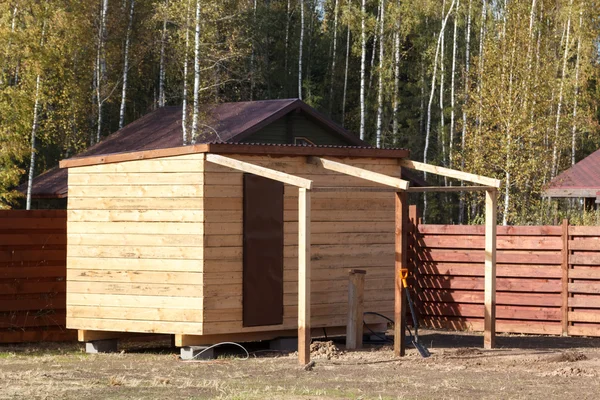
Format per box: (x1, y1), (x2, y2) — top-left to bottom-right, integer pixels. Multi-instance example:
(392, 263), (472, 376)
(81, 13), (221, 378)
(0, 210), (67, 343)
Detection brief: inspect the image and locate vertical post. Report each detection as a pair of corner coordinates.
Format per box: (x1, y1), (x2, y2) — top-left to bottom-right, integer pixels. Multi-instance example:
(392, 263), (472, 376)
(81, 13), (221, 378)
(394, 191), (408, 357)
(484, 189), (497, 349)
(298, 188), (311, 365)
(561, 218), (569, 336)
(346, 269), (366, 350)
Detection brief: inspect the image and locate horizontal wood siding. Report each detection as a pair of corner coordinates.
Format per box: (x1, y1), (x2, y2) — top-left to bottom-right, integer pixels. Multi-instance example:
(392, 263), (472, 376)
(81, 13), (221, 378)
(0, 210), (74, 343)
(412, 222), (563, 335)
(202, 155), (400, 334)
(66, 154), (205, 335)
(567, 226), (600, 337)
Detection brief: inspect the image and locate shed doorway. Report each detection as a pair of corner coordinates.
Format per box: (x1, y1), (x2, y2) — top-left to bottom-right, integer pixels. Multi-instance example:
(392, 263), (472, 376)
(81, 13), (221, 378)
(242, 174), (284, 327)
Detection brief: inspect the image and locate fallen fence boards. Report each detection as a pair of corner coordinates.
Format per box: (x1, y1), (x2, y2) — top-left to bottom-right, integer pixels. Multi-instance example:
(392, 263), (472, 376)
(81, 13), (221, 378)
(0, 210), (70, 343)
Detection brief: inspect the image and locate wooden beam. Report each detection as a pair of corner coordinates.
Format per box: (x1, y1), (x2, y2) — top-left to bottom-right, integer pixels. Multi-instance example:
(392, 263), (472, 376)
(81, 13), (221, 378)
(407, 186), (492, 193)
(484, 189), (497, 349)
(298, 188), (311, 365)
(346, 269), (366, 350)
(60, 145), (210, 168)
(394, 191), (408, 357)
(308, 157), (409, 190)
(399, 159), (501, 188)
(312, 186), (396, 193)
(206, 154), (312, 189)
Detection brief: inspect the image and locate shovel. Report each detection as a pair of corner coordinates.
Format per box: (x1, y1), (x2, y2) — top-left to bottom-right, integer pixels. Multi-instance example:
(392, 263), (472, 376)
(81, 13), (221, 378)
(401, 269), (430, 358)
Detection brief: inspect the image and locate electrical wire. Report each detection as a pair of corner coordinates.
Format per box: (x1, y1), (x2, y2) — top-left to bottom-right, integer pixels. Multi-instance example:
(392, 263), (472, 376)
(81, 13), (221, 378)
(185, 341), (250, 361)
(363, 311), (394, 343)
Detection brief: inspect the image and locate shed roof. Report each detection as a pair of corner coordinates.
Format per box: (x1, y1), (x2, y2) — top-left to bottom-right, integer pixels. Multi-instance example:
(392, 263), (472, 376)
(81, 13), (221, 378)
(23, 99), (372, 198)
(545, 148), (600, 198)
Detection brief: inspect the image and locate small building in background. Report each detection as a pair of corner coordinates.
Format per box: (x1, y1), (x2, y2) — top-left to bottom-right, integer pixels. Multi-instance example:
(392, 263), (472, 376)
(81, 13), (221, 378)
(545, 148), (600, 210)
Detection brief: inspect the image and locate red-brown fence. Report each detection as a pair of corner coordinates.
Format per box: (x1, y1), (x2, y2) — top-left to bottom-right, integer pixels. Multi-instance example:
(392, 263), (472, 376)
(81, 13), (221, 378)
(409, 206), (600, 337)
(0, 210), (74, 343)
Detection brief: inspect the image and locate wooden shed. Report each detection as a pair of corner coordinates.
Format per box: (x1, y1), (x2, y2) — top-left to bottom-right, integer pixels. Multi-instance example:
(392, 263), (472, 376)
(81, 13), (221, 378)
(59, 143), (500, 363)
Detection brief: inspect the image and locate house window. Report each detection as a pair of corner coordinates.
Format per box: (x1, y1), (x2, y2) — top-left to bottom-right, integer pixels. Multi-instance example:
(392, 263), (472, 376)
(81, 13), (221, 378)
(294, 137), (315, 146)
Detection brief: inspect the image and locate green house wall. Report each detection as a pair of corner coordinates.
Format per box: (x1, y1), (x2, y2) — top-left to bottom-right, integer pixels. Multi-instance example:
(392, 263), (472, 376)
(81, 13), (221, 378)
(241, 112), (350, 145)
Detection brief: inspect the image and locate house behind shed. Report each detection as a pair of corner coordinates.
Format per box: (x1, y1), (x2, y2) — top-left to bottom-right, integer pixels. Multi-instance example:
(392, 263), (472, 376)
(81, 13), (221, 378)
(62, 144), (410, 345)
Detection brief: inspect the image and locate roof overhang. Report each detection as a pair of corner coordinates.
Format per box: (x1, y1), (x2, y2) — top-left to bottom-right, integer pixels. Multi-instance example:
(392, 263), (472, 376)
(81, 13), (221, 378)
(59, 143), (410, 169)
(544, 188), (600, 198)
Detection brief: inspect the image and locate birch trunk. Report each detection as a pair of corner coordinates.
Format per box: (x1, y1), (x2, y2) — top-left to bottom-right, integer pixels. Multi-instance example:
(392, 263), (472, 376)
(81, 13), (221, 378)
(182, 0), (191, 144)
(459, 0), (472, 224)
(191, 0), (201, 143)
(440, 0), (447, 170)
(284, 0), (291, 95)
(342, 23), (351, 127)
(449, 0), (459, 170)
(375, 0), (385, 148)
(96, 0), (109, 144)
(26, 20), (46, 210)
(424, 0), (456, 169)
(1, 4), (18, 86)
(298, 0), (304, 100)
(250, 0), (257, 100)
(392, 29), (400, 143)
(119, 0), (135, 129)
(552, 0), (573, 178)
(159, 0), (168, 107)
(359, 0), (366, 140)
(328, 0), (339, 115)
(368, 1), (380, 94)
(571, 9), (582, 166)
(476, 0), (487, 138)
(423, 0), (456, 221)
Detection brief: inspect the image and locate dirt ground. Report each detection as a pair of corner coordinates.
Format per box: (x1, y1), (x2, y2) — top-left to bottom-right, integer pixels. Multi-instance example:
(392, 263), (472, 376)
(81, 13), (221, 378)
(1, 329), (600, 399)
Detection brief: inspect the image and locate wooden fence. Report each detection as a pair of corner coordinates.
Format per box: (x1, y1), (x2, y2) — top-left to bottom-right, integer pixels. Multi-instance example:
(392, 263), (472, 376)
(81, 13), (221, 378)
(408, 206), (600, 337)
(0, 210), (74, 343)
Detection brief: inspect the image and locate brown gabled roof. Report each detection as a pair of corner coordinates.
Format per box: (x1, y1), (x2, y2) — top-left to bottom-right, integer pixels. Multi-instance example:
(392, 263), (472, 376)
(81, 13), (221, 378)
(545, 148), (600, 198)
(23, 99), (369, 198)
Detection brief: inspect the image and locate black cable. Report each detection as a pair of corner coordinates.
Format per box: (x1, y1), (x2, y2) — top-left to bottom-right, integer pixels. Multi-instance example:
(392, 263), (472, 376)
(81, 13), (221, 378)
(362, 311), (394, 343)
(322, 327), (328, 340)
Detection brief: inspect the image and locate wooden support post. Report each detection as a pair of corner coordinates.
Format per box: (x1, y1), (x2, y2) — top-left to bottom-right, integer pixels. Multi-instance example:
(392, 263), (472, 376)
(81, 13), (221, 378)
(346, 269), (366, 350)
(298, 188), (311, 365)
(561, 218), (570, 336)
(394, 191), (408, 357)
(484, 189), (497, 349)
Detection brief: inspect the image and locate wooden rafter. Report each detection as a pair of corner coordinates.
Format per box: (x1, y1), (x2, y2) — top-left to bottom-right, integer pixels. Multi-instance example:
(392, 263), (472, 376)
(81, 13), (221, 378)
(399, 159), (501, 188)
(206, 154), (313, 189)
(308, 157), (410, 190)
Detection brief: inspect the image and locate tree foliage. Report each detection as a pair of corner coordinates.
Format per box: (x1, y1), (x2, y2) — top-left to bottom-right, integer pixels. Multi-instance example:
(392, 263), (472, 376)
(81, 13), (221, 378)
(0, 0), (598, 223)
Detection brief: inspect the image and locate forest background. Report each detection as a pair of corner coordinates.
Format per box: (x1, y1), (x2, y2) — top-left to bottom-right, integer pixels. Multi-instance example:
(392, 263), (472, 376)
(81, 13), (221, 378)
(0, 0), (599, 224)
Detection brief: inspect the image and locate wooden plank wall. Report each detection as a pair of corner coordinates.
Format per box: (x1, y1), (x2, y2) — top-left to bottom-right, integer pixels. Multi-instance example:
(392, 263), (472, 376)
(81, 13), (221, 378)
(203, 155), (399, 335)
(0, 210), (74, 343)
(567, 226), (600, 337)
(66, 154), (205, 335)
(412, 218), (564, 335)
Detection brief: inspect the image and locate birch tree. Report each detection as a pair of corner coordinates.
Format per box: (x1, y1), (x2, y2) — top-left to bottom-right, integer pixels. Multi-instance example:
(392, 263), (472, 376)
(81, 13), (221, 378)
(26, 16), (47, 210)
(181, 0), (191, 144)
(119, 0), (135, 129)
(190, 0), (200, 142)
(298, 0), (304, 100)
(359, 0), (366, 140)
(375, 0), (385, 148)
(158, 0), (169, 107)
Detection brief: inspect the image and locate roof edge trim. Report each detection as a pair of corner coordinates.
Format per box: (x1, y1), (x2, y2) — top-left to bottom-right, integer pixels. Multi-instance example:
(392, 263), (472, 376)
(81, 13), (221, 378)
(59, 143), (410, 169)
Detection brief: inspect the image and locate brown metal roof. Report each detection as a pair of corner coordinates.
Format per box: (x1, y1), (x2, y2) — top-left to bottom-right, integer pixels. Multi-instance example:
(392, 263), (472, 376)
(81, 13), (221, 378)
(545, 148), (600, 198)
(24, 99), (401, 198)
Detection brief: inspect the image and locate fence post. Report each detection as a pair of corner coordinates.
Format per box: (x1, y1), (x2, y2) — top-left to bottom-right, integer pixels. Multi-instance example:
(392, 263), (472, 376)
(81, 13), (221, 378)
(561, 218), (570, 336)
(346, 269), (366, 350)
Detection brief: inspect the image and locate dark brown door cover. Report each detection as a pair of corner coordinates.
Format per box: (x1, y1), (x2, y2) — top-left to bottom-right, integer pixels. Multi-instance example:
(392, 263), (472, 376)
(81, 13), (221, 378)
(243, 173), (284, 327)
